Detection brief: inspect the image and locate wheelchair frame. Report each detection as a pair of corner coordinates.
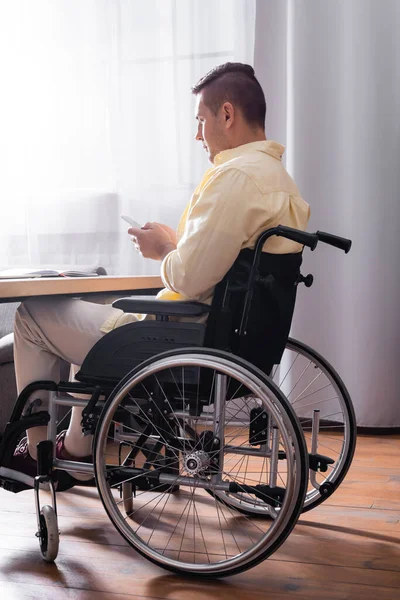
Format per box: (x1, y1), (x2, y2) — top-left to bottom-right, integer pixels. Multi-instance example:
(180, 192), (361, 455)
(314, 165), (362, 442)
(0, 225), (355, 577)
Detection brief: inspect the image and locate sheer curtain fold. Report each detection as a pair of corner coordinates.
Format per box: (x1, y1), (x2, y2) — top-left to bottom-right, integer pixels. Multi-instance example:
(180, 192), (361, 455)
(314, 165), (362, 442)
(255, 0), (400, 427)
(0, 0), (256, 275)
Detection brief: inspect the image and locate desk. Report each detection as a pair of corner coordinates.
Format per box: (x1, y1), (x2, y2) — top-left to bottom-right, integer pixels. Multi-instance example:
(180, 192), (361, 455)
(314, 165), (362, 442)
(0, 275), (163, 303)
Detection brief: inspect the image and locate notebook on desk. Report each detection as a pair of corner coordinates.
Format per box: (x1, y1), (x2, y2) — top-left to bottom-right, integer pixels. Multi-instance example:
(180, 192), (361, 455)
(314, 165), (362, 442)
(0, 268), (99, 279)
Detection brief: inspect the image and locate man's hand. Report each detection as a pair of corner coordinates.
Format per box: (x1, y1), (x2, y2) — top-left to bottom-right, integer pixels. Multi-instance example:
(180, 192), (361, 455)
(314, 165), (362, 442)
(156, 223), (178, 246)
(128, 222), (177, 260)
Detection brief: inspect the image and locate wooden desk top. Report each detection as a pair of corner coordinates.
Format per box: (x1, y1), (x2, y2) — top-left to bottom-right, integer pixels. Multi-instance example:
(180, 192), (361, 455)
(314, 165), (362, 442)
(0, 275), (163, 302)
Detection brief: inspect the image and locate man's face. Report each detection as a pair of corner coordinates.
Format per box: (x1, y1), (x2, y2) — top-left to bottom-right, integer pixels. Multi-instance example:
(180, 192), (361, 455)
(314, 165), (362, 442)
(195, 94), (228, 164)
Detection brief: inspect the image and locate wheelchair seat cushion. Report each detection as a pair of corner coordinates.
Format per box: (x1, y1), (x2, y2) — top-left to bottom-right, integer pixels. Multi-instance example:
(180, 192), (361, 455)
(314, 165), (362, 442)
(76, 320), (206, 384)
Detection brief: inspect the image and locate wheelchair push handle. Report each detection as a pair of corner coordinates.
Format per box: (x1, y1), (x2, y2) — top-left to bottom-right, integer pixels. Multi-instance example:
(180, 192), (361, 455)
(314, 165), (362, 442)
(274, 225), (352, 254)
(275, 225), (319, 250)
(316, 231), (352, 254)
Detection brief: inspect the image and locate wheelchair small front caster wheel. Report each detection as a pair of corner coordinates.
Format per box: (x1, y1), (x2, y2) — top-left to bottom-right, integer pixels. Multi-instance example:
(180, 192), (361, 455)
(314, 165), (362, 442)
(37, 505), (59, 562)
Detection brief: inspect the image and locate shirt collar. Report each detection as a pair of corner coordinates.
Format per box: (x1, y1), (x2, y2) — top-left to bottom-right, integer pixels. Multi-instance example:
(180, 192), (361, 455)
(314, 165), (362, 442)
(214, 140), (285, 166)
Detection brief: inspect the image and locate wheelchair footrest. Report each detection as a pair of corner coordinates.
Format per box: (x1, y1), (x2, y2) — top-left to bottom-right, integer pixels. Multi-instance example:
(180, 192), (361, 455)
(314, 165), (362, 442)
(309, 453), (335, 473)
(0, 412), (50, 466)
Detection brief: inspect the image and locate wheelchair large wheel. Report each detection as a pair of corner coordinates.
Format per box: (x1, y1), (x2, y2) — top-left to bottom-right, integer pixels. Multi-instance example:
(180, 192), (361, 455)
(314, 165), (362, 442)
(93, 348), (308, 578)
(272, 338), (356, 512)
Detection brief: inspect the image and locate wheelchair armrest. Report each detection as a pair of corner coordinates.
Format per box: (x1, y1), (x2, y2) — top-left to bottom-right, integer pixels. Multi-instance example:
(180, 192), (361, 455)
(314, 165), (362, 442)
(112, 295), (211, 317)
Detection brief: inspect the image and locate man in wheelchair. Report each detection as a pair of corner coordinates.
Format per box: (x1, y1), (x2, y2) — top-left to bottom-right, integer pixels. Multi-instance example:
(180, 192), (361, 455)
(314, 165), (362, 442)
(9, 61), (310, 486)
(1, 62), (356, 576)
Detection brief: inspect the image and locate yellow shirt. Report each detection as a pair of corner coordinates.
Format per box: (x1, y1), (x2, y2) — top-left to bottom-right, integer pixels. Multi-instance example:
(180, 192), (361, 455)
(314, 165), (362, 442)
(101, 140), (310, 332)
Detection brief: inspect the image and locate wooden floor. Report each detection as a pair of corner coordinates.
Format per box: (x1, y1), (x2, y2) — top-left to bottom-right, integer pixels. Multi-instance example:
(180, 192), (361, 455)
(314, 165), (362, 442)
(0, 433), (399, 600)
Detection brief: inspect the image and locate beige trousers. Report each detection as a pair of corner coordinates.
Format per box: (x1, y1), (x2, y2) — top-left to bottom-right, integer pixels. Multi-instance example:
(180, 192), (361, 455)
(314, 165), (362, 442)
(14, 296), (125, 397)
(13, 296), (134, 459)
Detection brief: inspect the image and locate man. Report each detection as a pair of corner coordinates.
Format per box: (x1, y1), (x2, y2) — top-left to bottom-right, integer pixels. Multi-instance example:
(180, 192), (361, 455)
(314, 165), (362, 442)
(12, 62), (310, 484)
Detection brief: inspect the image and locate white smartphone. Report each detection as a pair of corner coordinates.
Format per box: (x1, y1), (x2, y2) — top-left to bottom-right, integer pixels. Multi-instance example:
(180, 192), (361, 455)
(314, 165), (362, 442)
(121, 215), (142, 229)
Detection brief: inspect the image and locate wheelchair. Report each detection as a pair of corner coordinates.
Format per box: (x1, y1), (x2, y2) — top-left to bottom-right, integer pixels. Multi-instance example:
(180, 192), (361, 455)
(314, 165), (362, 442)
(0, 225), (355, 578)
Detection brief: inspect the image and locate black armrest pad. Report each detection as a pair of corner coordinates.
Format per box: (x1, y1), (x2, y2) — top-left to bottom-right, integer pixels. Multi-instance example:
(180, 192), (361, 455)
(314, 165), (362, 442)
(112, 295), (211, 317)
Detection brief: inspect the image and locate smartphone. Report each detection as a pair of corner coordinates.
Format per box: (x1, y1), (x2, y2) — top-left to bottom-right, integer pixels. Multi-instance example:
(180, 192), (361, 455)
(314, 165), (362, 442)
(121, 215), (142, 229)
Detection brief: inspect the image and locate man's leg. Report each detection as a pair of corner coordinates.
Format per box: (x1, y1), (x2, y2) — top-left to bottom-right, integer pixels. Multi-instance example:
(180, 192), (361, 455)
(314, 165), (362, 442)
(14, 296), (129, 459)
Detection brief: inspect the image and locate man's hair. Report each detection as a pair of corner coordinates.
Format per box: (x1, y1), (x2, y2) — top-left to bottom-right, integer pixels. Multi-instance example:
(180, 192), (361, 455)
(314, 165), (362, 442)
(192, 62), (266, 129)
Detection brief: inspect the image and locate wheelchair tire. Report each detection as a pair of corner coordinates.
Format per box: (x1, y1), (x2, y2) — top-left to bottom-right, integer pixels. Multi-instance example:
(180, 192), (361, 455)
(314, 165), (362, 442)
(93, 348), (308, 578)
(38, 505), (59, 562)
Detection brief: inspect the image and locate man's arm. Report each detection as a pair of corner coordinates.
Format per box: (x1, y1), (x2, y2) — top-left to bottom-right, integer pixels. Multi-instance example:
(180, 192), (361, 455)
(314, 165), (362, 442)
(161, 168), (262, 300)
(128, 223), (177, 260)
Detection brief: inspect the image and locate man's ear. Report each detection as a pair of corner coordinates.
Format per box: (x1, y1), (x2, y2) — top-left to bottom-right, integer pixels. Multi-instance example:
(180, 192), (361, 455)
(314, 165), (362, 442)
(222, 102), (234, 128)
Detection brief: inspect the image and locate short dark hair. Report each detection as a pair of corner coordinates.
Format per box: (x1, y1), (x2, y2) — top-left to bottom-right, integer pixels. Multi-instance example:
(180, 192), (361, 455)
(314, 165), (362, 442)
(192, 62), (266, 129)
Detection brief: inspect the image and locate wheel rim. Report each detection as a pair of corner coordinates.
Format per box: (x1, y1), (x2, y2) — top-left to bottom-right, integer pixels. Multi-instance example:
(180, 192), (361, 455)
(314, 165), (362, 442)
(94, 353), (306, 575)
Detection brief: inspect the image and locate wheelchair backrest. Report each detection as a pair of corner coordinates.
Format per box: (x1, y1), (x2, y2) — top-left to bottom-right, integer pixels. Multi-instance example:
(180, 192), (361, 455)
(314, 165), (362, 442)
(205, 248), (302, 375)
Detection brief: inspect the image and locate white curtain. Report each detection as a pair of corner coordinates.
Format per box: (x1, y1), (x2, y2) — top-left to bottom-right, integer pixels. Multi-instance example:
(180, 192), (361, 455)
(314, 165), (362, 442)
(0, 0), (255, 275)
(255, 0), (400, 427)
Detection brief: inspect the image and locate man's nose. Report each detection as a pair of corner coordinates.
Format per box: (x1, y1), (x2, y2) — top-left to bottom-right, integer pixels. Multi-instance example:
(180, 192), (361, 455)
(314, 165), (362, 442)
(195, 126), (203, 141)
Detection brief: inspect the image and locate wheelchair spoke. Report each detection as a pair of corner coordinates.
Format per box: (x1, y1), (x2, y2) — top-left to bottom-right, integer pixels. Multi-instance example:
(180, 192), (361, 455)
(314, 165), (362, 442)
(274, 352), (300, 387)
(192, 497), (212, 563)
(213, 495), (245, 555)
(118, 397), (182, 459)
(177, 483), (201, 560)
(113, 465), (177, 493)
(210, 486), (267, 537)
(306, 437), (344, 456)
(138, 471), (185, 537)
(286, 362), (319, 399)
(292, 394), (340, 411)
(227, 381), (247, 402)
(290, 383), (333, 404)
(151, 375), (191, 437)
(107, 415), (182, 459)
(125, 477), (177, 523)
(130, 384), (182, 446)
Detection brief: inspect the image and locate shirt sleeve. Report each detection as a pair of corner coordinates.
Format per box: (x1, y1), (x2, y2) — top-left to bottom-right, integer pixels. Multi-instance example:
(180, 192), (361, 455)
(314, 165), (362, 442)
(161, 167), (262, 300)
